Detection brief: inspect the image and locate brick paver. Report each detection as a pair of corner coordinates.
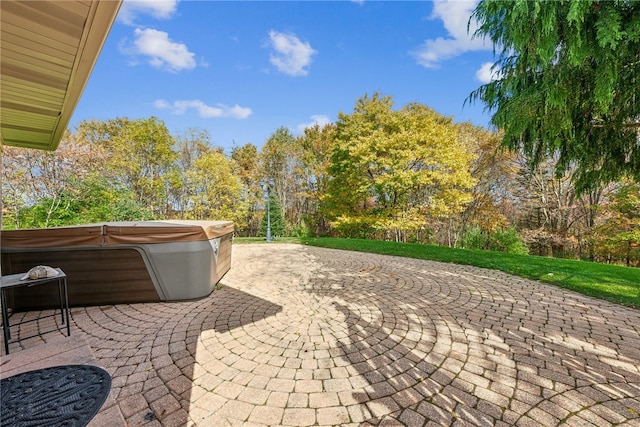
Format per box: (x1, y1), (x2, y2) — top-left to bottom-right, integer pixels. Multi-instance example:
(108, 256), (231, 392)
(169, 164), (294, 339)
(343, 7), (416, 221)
(3, 243), (639, 426)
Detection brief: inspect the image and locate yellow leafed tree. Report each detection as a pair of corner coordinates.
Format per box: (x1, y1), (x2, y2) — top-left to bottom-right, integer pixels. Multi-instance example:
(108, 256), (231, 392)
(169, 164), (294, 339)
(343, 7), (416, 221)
(324, 93), (476, 241)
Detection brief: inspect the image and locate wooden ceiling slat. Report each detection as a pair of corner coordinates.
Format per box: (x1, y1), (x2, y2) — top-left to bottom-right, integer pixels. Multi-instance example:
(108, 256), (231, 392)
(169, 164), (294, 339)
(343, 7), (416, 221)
(2, 49), (72, 81)
(55, 1), (91, 16)
(3, 141), (52, 150)
(0, 116), (55, 128)
(1, 23), (78, 58)
(0, 111), (57, 128)
(1, 123), (53, 135)
(2, 91), (63, 112)
(1, 9), (80, 50)
(2, 87), (63, 108)
(2, 95), (64, 111)
(1, 63), (68, 91)
(1, 33), (74, 67)
(1, 101), (61, 117)
(1, 125), (57, 135)
(2, 130), (52, 144)
(27, 1), (88, 22)
(2, 99), (62, 114)
(1, 75), (66, 99)
(0, 120), (58, 138)
(2, 1), (85, 40)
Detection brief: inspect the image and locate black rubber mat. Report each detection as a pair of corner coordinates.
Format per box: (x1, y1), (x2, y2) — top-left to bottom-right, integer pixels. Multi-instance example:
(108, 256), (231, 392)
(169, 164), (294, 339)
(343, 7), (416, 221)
(1, 364), (111, 427)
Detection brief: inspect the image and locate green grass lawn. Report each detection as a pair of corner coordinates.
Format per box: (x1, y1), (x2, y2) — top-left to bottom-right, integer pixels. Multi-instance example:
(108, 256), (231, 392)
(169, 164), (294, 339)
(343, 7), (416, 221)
(234, 236), (640, 309)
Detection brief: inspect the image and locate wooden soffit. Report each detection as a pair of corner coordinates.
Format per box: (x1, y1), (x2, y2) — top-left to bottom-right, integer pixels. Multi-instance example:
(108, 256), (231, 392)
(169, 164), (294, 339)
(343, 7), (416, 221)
(1, 0), (121, 150)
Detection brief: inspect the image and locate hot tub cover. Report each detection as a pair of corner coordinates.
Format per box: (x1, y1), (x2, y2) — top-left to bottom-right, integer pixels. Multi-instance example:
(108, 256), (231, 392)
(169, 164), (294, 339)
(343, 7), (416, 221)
(1, 220), (235, 248)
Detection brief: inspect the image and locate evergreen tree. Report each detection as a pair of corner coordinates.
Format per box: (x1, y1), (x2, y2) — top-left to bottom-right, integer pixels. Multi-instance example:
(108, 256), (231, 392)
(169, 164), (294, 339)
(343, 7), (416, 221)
(469, 0), (640, 191)
(260, 193), (286, 238)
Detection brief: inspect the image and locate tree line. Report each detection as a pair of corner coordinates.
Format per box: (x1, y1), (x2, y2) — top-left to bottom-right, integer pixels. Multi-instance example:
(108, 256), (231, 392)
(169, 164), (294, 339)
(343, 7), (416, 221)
(2, 93), (638, 266)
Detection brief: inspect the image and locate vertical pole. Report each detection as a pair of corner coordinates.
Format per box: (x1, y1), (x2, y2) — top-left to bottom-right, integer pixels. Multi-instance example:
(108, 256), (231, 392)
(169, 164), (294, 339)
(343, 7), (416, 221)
(2, 289), (11, 354)
(266, 186), (272, 242)
(63, 276), (71, 336)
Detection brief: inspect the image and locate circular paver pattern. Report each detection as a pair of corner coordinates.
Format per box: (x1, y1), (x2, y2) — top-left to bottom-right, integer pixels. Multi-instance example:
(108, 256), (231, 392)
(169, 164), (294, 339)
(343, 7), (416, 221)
(13, 243), (640, 426)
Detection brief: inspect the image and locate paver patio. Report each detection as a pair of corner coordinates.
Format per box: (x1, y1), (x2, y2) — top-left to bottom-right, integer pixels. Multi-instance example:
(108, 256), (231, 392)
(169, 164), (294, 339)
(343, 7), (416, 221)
(2, 243), (639, 426)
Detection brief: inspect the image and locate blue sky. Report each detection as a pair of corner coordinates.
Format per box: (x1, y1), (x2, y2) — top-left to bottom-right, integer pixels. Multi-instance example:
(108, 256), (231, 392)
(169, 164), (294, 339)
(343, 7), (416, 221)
(71, 0), (498, 153)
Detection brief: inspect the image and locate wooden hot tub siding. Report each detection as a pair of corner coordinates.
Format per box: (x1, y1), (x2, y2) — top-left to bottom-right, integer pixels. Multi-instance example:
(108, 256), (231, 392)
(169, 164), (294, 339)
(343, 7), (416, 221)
(1, 248), (161, 310)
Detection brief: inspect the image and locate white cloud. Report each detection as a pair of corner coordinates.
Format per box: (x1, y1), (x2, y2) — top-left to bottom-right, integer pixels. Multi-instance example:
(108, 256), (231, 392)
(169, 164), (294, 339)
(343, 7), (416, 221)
(153, 99), (171, 109)
(155, 99), (253, 119)
(118, 0), (179, 25)
(475, 61), (500, 83)
(297, 115), (331, 133)
(412, 0), (490, 68)
(127, 28), (195, 72)
(268, 30), (317, 76)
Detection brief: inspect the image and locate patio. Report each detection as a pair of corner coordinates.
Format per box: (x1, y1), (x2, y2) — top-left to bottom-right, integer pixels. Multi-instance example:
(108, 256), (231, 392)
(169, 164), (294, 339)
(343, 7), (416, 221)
(1, 243), (639, 426)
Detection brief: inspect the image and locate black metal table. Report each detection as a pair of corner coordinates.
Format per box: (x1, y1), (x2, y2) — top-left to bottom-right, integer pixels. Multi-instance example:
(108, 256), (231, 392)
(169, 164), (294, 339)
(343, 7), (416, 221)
(0, 364), (112, 427)
(1, 268), (70, 355)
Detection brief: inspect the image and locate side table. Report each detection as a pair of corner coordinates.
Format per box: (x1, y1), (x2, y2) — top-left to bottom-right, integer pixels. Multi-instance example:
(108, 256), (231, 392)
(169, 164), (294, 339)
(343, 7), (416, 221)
(1, 268), (71, 355)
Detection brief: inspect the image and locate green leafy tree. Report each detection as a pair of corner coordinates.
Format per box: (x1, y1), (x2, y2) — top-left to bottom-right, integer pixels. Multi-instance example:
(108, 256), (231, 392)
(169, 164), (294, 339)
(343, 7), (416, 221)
(469, 0), (640, 190)
(2, 133), (108, 229)
(590, 181), (640, 266)
(14, 190), (83, 228)
(170, 129), (215, 218)
(296, 123), (336, 236)
(324, 93), (476, 241)
(76, 117), (177, 217)
(260, 127), (300, 231)
(231, 143), (263, 236)
(11, 176), (153, 229)
(73, 177), (155, 223)
(185, 150), (247, 223)
(453, 123), (518, 246)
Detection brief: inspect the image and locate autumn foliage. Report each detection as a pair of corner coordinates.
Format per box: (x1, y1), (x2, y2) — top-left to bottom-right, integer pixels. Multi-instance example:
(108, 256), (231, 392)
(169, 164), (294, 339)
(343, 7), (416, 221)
(2, 94), (638, 266)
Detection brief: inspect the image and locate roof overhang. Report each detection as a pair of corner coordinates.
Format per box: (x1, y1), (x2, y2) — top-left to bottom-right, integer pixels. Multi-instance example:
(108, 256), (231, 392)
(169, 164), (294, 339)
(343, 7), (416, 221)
(0, 0), (121, 151)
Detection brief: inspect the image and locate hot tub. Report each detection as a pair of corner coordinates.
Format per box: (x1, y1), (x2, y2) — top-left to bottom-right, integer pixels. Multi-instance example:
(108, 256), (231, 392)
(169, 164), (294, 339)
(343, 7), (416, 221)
(0, 220), (234, 309)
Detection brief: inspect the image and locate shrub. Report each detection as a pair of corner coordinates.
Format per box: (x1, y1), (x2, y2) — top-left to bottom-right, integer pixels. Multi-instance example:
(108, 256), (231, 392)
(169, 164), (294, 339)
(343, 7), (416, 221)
(488, 228), (529, 255)
(462, 227), (529, 255)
